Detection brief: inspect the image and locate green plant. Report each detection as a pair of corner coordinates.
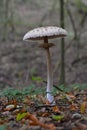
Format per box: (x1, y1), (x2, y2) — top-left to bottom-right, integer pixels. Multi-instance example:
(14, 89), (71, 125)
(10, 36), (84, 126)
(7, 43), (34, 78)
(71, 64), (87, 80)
(0, 125), (7, 130)
(0, 87), (22, 100)
(69, 83), (87, 91)
(0, 84), (46, 100)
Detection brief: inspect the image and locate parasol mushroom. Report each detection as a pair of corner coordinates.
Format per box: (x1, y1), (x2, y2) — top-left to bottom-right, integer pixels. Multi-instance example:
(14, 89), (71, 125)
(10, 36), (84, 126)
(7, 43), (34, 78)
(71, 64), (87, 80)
(23, 26), (67, 104)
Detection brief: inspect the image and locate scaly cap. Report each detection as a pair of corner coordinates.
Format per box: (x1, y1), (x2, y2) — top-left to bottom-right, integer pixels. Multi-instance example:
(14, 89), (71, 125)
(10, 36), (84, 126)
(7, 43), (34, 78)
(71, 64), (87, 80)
(23, 26), (67, 41)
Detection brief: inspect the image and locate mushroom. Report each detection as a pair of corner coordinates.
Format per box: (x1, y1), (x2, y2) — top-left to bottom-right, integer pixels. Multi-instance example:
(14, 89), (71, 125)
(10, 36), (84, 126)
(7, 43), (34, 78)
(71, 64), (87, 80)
(23, 26), (67, 104)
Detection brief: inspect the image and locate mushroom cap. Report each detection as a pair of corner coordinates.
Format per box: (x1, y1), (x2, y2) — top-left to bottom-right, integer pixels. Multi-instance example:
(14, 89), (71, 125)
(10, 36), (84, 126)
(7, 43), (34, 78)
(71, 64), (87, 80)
(23, 26), (67, 41)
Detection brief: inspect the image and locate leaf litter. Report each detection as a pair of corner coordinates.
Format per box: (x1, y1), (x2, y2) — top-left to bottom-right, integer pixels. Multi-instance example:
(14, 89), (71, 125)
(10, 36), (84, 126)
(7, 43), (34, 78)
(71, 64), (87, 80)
(0, 89), (87, 130)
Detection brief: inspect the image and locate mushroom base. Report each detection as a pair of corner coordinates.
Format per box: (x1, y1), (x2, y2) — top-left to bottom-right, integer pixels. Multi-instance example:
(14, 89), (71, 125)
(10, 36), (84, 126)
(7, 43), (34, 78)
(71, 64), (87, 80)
(46, 92), (55, 104)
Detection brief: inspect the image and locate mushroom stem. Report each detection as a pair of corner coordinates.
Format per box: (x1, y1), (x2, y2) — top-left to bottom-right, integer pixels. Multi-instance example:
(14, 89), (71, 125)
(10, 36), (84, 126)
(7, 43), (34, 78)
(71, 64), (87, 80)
(44, 37), (54, 103)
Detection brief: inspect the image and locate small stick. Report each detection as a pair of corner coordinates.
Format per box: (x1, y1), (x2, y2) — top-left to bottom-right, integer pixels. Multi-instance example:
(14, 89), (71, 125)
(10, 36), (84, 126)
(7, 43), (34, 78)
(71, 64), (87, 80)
(43, 80), (64, 92)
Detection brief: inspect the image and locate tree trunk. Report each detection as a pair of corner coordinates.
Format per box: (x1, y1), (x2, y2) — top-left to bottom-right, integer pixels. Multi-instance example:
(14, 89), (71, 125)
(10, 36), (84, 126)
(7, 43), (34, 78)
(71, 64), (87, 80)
(59, 0), (65, 86)
(3, 0), (10, 41)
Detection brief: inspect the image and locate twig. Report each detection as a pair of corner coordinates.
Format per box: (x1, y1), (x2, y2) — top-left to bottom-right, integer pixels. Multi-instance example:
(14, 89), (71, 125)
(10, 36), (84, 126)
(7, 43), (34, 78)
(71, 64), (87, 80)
(80, 12), (87, 27)
(35, 104), (56, 109)
(43, 80), (64, 92)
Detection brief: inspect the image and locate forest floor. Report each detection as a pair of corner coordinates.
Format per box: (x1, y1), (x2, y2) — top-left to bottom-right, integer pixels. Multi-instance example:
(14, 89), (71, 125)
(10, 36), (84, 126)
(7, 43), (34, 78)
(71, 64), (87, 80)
(0, 0), (87, 88)
(0, 88), (87, 130)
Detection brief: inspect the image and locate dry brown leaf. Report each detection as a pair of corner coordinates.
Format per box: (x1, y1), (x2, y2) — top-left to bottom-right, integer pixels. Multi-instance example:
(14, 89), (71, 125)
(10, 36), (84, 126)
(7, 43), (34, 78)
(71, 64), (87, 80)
(70, 103), (78, 111)
(75, 123), (87, 130)
(45, 100), (51, 105)
(7, 99), (17, 105)
(29, 120), (38, 126)
(52, 106), (61, 113)
(66, 92), (76, 101)
(24, 96), (34, 105)
(42, 112), (50, 117)
(25, 112), (56, 130)
(38, 122), (56, 130)
(0, 119), (5, 125)
(67, 92), (76, 98)
(36, 95), (46, 103)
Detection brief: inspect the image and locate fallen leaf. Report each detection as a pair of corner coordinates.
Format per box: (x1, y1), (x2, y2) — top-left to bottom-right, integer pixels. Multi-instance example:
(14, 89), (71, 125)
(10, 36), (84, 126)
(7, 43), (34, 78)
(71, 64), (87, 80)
(0, 120), (5, 125)
(4, 104), (15, 111)
(75, 122), (87, 130)
(42, 112), (50, 117)
(70, 103), (78, 111)
(52, 115), (64, 121)
(16, 112), (27, 121)
(52, 106), (61, 113)
(66, 92), (76, 101)
(80, 102), (86, 114)
(45, 100), (51, 105)
(25, 112), (56, 130)
(8, 99), (17, 105)
(23, 96), (34, 105)
(36, 95), (46, 103)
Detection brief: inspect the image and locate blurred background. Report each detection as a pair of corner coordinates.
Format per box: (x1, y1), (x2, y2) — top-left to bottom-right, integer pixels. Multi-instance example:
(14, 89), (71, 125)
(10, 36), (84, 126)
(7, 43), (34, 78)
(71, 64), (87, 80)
(0, 0), (87, 89)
